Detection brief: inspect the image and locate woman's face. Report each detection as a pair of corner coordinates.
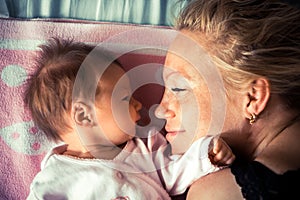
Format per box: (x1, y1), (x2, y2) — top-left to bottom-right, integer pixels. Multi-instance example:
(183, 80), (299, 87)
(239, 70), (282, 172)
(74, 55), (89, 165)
(155, 31), (244, 155)
(155, 51), (213, 154)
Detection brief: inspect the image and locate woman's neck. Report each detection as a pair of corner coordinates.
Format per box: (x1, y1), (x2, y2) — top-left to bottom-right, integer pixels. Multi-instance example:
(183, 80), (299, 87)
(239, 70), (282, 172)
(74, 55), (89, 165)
(254, 113), (300, 174)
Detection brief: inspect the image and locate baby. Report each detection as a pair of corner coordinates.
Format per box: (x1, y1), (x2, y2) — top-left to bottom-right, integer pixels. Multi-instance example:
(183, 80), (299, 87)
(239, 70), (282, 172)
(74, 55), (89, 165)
(25, 38), (235, 199)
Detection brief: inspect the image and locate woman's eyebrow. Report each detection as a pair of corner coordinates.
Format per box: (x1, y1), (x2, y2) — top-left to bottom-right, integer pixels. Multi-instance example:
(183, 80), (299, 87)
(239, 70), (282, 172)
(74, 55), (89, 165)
(165, 71), (181, 79)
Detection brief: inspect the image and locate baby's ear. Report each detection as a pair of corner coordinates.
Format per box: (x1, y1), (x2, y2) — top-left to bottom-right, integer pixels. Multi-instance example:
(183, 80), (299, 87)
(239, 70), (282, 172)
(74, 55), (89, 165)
(71, 102), (96, 127)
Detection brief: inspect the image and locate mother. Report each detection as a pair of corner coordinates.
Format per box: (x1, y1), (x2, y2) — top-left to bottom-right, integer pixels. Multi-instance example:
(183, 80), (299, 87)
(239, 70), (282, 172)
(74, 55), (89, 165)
(155, 0), (300, 199)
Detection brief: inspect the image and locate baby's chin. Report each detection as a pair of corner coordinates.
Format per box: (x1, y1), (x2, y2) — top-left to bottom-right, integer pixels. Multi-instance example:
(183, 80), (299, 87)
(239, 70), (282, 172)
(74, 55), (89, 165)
(124, 130), (136, 141)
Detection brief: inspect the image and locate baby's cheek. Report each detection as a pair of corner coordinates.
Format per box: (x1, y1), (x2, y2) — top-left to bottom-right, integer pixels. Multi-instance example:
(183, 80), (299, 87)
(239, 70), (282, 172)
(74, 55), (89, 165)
(128, 107), (138, 122)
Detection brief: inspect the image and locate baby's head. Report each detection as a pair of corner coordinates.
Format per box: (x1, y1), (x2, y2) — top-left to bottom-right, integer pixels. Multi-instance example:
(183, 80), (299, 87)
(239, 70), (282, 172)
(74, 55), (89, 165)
(24, 38), (142, 149)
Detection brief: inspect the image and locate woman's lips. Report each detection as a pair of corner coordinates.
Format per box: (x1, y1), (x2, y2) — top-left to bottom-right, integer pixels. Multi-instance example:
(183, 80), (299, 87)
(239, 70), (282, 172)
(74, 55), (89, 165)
(165, 130), (185, 142)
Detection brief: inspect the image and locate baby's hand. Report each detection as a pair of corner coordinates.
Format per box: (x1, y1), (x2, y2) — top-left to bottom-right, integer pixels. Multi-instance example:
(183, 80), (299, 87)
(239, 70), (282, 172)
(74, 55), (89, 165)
(209, 137), (235, 166)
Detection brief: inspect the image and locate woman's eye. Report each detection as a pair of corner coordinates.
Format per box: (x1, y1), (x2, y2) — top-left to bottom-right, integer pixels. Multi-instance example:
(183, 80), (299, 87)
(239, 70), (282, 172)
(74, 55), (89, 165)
(171, 88), (186, 92)
(122, 96), (130, 101)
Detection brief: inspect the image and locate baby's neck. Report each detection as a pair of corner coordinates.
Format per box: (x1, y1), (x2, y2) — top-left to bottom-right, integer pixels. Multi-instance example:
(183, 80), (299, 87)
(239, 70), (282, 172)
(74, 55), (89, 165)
(62, 149), (95, 159)
(60, 129), (128, 160)
(93, 144), (125, 160)
(63, 142), (127, 160)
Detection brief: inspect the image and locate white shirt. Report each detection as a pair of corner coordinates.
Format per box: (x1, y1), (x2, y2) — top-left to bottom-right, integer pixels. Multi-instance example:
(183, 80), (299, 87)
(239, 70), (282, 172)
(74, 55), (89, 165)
(27, 130), (218, 200)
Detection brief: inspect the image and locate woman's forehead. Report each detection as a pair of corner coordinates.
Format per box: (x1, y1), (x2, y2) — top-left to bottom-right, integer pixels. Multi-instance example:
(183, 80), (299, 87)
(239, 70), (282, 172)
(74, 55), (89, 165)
(164, 53), (204, 82)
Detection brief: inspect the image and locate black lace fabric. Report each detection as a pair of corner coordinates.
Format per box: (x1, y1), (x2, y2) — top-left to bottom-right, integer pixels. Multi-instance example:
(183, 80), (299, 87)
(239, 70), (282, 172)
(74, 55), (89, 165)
(231, 159), (300, 200)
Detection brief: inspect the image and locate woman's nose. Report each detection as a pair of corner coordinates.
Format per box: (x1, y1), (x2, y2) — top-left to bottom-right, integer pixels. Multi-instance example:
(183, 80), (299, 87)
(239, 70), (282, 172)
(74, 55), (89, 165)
(155, 101), (175, 119)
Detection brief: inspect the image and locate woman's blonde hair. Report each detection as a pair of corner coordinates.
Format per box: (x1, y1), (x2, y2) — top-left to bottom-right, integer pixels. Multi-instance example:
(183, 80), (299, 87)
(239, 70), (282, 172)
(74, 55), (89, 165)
(176, 0), (300, 110)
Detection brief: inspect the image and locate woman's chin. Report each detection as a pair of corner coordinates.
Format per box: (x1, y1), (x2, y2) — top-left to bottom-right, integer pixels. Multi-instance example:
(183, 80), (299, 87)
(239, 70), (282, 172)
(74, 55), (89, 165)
(166, 132), (178, 143)
(167, 131), (196, 155)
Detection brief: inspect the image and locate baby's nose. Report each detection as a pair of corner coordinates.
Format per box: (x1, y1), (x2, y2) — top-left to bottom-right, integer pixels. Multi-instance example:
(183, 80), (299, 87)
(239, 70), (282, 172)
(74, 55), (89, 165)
(131, 97), (142, 111)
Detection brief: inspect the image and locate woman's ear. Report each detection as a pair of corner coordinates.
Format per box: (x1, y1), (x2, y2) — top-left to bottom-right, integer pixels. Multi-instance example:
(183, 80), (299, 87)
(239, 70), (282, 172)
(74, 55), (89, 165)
(71, 102), (95, 127)
(244, 78), (270, 118)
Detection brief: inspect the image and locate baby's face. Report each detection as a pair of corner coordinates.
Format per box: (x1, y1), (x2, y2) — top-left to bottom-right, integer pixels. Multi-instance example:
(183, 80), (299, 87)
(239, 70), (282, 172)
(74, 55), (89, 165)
(94, 63), (142, 146)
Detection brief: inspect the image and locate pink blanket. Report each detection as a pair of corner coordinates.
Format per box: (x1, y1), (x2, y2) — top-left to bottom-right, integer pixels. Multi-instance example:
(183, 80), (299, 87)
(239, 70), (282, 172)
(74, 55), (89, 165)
(0, 18), (174, 199)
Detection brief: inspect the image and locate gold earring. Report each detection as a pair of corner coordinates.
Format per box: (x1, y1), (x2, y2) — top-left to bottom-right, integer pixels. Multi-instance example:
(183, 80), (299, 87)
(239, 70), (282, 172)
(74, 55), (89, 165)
(249, 113), (257, 125)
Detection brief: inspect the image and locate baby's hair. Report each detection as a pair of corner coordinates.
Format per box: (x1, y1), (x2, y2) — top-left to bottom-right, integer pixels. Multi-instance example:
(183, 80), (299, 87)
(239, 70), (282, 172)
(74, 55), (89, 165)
(24, 38), (120, 142)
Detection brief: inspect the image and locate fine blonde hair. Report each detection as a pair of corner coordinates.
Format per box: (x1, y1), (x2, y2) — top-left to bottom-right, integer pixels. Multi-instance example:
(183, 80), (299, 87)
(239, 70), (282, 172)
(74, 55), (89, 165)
(24, 38), (121, 142)
(176, 0), (300, 110)
(24, 38), (95, 142)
